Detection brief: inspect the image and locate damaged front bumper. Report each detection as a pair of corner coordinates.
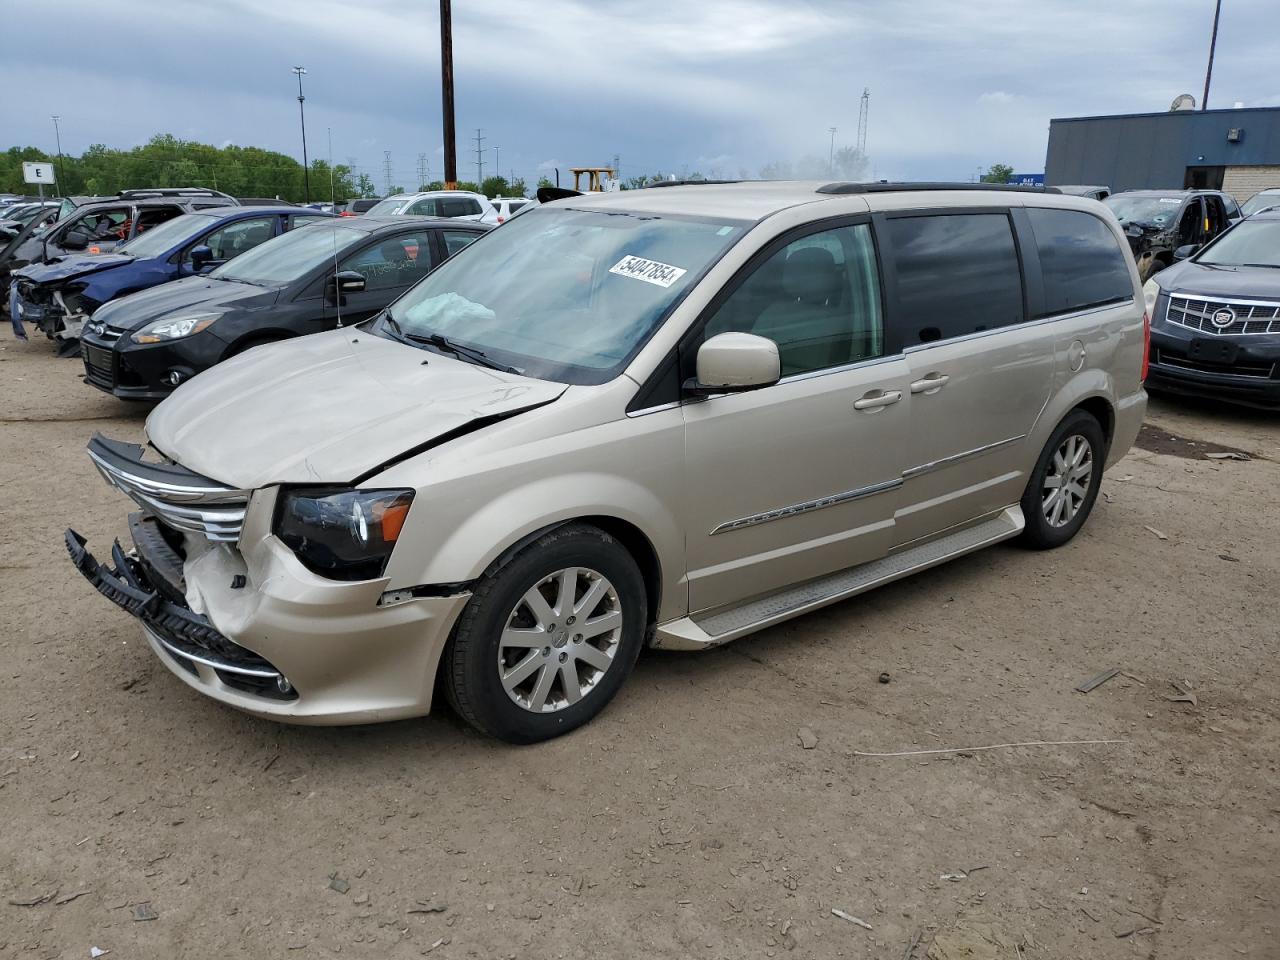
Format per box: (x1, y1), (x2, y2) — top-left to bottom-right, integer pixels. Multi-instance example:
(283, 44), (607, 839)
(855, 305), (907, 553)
(66, 525), (298, 700)
(68, 436), (471, 725)
(13, 279), (92, 343)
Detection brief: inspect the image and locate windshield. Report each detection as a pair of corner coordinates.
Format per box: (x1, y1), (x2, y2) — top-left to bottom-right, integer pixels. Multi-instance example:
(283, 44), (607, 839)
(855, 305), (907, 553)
(1104, 195), (1182, 226)
(382, 205), (746, 384)
(363, 196), (410, 217)
(116, 213), (220, 258)
(1242, 192), (1280, 217)
(1197, 220), (1280, 268)
(211, 222), (368, 284)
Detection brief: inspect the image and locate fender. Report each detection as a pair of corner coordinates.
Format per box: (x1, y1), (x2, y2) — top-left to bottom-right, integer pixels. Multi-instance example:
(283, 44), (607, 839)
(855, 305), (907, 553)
(383, 469), (687, 623)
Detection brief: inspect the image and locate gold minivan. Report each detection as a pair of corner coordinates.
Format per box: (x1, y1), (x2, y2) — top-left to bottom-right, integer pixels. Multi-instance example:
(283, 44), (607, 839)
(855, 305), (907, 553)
(68, 182), (1148, 742)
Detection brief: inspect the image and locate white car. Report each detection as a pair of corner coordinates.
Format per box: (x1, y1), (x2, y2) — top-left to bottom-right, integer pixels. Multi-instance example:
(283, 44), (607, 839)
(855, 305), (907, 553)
(363, 191), (496, 223)
(489, 197), (530, 224)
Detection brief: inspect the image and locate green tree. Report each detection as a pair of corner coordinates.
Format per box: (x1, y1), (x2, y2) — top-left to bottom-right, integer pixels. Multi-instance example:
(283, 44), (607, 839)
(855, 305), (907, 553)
(481, 175), (510, 198)
(980, 163), (1015, 184)
(536, 175), (554, 189)
(355, 173), (378, 198)
(832, 147), (868, 181)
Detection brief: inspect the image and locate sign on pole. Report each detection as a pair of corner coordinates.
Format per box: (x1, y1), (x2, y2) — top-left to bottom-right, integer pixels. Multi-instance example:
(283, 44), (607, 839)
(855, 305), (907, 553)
(22, 162), (56, 185)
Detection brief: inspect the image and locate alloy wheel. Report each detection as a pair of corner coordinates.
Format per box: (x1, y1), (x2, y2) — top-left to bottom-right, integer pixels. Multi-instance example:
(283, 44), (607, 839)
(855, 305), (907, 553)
(498, 567), (623, 713)
(1041, 434), (1094, 528)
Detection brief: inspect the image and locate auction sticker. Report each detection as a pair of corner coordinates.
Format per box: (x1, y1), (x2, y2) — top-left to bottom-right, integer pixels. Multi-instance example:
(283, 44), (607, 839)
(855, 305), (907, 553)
(609, 255), (687, 288)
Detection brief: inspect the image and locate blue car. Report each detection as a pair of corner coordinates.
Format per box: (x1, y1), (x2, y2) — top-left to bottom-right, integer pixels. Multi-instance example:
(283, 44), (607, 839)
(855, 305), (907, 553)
(12, 205), (330, 351)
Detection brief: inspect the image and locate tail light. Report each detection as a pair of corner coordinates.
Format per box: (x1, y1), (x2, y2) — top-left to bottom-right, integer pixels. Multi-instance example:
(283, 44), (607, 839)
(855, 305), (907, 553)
(1140, 312), (1151, 382)
(496, 216), (505, 224)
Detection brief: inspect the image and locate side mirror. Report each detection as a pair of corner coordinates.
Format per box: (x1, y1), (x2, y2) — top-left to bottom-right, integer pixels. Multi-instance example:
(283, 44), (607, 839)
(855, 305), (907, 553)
(1173, 243), (1199, 261)
(62, 232), (89, 251)
(189, 245), (214, 272)
(685, 332), (780, 396)
(327, 270), (366, 300)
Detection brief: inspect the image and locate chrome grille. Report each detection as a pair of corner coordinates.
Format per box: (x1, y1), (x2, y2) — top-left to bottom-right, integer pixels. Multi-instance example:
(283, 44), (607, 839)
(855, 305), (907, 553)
(1166, 294), (1280, 336)
(87, 449), (249, 543)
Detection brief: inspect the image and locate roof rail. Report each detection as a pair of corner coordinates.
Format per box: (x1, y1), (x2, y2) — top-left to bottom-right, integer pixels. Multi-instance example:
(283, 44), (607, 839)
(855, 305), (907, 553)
(641, 178), (744, 188)
(117, 187), (236, 200)
(817, 181), (1061, 195)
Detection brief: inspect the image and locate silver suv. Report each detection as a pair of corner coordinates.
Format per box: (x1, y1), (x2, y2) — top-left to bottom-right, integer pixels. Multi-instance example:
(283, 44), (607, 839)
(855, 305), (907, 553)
(68, 182), (1148, 742)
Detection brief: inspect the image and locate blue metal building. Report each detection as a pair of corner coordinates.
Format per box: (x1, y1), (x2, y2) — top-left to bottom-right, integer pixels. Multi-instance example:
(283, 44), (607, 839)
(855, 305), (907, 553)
(1045, 106), (1280, 198)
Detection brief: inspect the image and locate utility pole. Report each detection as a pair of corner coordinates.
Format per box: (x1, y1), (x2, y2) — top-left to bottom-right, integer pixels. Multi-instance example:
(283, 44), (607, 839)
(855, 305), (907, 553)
(327, 127), (335, 207)
(1202, 0), (1223, 110)
(292, 66), (310, 203)
(474, 128), (485, 185)
(50, 116), (65, 196)
(828, 126), (837, 176)
(491, 145), (499, 188)
(417, 153), (428, 189)
(439, 0), (457, 188)
(383, 151), (393, 195)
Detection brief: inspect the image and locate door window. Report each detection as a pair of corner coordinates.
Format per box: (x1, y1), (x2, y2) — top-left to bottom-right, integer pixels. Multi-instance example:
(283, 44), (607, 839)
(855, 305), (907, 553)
(439, 197), (482, 218)
(132, 206), (182, 236)
(405, 197), (438, 216)
(196, 216), (277, 262)
(699, 223), (883, 377)
(441, 229), (482, 257)
(1026, 208), (1133, 315)
(886, 213), (1023, 343)
(69, 207), (129, 244)
(340, 233), (436, 290)
(1204, 196), (1228, 236)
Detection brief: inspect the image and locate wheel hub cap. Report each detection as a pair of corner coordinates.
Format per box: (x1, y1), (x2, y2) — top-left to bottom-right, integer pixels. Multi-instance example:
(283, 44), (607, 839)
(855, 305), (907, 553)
(1041, 433), (1093, 529)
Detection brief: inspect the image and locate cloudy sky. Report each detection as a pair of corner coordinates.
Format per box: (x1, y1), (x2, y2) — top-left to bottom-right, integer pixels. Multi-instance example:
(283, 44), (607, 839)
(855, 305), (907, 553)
(3, 0), (1278, 188)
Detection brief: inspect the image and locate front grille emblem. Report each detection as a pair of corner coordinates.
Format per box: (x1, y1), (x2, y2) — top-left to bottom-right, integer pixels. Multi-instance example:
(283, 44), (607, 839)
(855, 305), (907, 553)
(1211, 308), (1235, 329)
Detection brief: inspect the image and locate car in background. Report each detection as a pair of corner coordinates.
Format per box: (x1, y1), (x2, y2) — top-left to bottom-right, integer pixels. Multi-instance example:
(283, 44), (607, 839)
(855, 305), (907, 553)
(0, 200), (62, 234)
(1241, 188), (1280, 218)
(363, 191), (496, 223)
(238, 197), (298, 207)
(1054, 184), (1111, 202)
(13, 206), (326, 351)
(1104, 189), (1238, 279)
(79, 216), (489, 398)
(489, 197), (529, 224)
(1, 190), (240, 309)
(337, 198), (382, 217)
(1143, 207), (1280, 408)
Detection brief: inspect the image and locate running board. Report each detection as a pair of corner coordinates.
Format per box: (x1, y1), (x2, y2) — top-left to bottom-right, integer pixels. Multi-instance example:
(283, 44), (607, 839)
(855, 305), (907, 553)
(653, 506), (1024, 651)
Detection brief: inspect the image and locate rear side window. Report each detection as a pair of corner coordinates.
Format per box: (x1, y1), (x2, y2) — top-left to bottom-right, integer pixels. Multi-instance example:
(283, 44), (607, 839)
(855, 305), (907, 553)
(887, 213), (1023, 343)
(441, 229), (482, 257)
(1026, 208), (1133, 315)
(439, 197), (481, 218)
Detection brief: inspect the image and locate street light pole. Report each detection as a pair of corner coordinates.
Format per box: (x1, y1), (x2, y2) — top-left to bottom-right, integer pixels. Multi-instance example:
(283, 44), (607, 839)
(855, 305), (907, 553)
(828, 126), (837, 176)
(292, 66), (311, 203)
(1201, 0), (1223, 111)
(50, 116), (65, 196)
(492, 145), (500, 188)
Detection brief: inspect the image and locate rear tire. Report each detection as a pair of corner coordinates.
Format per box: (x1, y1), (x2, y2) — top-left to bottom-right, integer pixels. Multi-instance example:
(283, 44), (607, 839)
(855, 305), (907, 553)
(443, 523), (646, 744)
(1019, 410), (1106, 549)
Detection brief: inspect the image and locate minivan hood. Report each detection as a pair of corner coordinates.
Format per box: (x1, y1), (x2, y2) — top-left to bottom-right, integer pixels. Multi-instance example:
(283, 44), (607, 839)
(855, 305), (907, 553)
(18, 253), (131, 285)
(93, 275), (277, 331)
(1157, 261), (1280, 300)
(146, 328), (567, 489)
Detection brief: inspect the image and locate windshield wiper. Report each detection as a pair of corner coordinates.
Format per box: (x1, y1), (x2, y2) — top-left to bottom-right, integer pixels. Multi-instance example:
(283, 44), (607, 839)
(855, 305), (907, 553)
(1238, 263), (1280, 269)
(404, 331), (520, 374)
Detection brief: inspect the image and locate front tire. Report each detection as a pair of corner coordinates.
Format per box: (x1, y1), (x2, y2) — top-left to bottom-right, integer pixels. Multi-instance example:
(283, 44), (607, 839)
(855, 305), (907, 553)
(1019, 410), (1106, 549)
(443, 524), (647, 743)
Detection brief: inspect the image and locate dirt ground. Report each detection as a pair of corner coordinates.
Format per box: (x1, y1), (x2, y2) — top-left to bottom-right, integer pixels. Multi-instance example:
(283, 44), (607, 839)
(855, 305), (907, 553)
(1, 336), (1277, 960)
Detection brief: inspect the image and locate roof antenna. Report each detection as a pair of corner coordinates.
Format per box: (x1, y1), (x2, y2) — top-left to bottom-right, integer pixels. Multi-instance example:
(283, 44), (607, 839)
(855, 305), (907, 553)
(332, 223), (343, 328)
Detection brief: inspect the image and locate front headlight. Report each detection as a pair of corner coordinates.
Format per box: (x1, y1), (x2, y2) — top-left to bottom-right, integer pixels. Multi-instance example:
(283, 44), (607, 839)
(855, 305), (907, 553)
(131, 313), (220, 344)
(275, 488), (414, 581)
(1142, 276), (1161, 316)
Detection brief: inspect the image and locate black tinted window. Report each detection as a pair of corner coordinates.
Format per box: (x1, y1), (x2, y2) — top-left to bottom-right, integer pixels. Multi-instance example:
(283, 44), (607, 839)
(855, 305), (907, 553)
(1026, 208), (1133, 315)
(887, 214), (1022, 342)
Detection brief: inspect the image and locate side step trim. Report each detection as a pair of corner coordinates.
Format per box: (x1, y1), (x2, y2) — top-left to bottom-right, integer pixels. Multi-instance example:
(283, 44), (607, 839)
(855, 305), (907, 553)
(654, 506), (1024, 651)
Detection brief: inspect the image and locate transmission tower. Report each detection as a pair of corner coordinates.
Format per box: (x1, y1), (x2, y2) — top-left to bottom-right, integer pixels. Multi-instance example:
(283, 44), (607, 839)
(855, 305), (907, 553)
(474, 128), (486, 185)
(416, 153), (428, 189)
(857, 88), (870, 156)
(382, 151), (393, 194)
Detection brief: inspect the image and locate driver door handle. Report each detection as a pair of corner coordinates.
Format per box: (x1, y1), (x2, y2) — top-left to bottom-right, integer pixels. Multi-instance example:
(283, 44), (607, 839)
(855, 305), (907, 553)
(909, 373), (950, 394)
(853, 389), (902, 411)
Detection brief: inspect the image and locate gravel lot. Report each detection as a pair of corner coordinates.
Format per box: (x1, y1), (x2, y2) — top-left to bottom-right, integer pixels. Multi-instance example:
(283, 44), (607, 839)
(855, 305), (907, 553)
(1, 337), (1276, 959)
